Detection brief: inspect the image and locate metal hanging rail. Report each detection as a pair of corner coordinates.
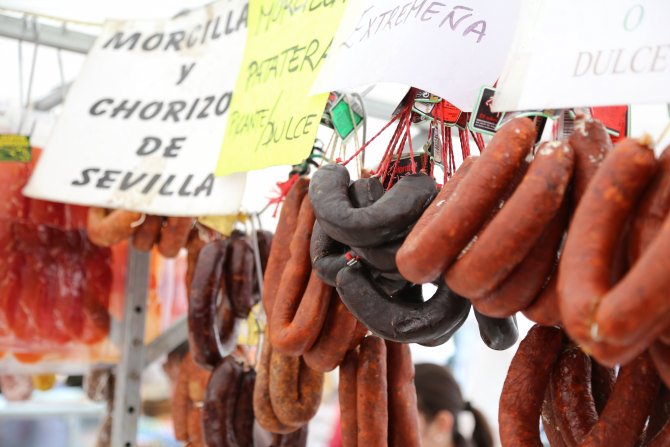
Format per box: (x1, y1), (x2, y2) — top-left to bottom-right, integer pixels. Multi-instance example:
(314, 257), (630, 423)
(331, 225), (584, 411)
(0, 13), (96, 54)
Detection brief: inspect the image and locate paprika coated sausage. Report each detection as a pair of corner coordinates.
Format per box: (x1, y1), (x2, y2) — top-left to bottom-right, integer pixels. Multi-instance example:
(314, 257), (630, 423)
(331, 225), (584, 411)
(264, 178), (309, 319)
(558, 137), (658, 348)
(446, 140), (574, 298)
(132, 215), (162, 251)
(269, 352), (324, 427)
(386, 341), (420, 447)
(339, 350), (358, 447)
(356, 336), (388, 447)
(568, 116), (612, 204)
(158, 217), (194, 258)
(397, 118), (536, 284)
(499, 325), (563, 447)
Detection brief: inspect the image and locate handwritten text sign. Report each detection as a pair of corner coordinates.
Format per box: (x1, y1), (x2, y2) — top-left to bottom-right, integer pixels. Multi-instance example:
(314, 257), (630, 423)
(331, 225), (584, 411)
(216, 0), (347, 176)
(493, 0), (670, 111)
(24, 1), (248, 216)
(312, 0), (521, 111)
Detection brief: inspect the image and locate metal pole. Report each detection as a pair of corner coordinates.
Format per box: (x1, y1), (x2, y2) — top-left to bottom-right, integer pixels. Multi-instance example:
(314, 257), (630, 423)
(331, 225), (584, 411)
(111, 247), (151, 447)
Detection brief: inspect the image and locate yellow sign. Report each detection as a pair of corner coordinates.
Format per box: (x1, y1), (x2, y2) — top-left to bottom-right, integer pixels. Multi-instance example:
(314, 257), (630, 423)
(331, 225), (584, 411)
(216, 0), (347, 176)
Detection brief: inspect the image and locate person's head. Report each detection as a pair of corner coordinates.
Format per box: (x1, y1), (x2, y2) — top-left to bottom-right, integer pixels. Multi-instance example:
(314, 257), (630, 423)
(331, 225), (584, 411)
(414, 363), (493, 447)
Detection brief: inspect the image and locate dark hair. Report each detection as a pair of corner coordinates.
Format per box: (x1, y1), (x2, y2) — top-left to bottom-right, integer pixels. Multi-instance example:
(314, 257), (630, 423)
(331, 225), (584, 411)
(414, 363), (493, 447)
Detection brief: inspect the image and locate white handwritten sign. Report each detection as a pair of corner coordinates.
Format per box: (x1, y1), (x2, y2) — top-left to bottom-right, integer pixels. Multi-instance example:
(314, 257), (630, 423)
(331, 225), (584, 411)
(493, 0), (670, 112)
(312, 0), (521, 111)
(24, 0), (249, 216)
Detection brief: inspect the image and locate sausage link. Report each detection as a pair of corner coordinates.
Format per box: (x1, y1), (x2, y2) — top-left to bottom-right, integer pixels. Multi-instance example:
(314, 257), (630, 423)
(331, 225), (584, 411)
(446, 140), (574, 298)
(303, 292), (359, 372)
(188, 407), (204, 446)
(550, 347), (598, 446)
(397, 118), (536, 284)
(269, 352), (324, 427)
(233, 369), (256, 447)
(264, 178), (310, 318)
(188, 240), (227, 369)
(474, 311), (519, 351)
(87, 207), (141, 247)
(523, 272), (562, 327)
(499, 325), (563, 447)
(132, 215), (162, 251)
(253, 337), (301, 434)
(185, 230), (207, 295)
(643, 385), (670, 445)
(339, 350), (358, 447)
(569, 116), (612, 204)
(272, 426), (308, 447)
(541, 386), (568, 447)
(226, 236), (257, 318)
(579, 352), (659, 447)
(356, 336), (388, 447)
(558, 137), (658, 347)
(386, 341), (420, 447)
(474, 202), (567, 318)
(173, 352), (192, 441)
(270, 271), (333, 356)
(628, 146), (670, 263)
(203, 356), (244, 447)
(158, 217), (194, 258)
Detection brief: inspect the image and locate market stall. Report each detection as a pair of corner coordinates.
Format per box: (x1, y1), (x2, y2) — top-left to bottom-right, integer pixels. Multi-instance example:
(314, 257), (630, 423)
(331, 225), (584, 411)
(0, 1), (669, 447)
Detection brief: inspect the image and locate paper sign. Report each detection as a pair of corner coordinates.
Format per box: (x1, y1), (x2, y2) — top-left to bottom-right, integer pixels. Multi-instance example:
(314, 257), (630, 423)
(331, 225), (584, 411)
(24, 1), (248, 216)
(493, 0), (670, 112)
(216, 0), (348, 176)
(311, 0), (521, 111)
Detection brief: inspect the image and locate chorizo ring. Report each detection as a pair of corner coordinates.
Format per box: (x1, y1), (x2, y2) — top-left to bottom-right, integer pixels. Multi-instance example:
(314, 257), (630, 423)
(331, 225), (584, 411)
(338, 350), (358, 447)
(132, 215), (162, 251)
(579, 352), (659, 447)
(386, 341), (420, 447)
(253, 337), (301, 434)
(473, 311), (518, 351)
(558, 137), (658, 347)
(269, 352), (324, 427)
(569, 116), (613, 204)
(263, 178), (310, 319)
(188, 240), (227, 369)
(269, 271), (333, 356)
(473, 202), (568, 318)
(303, 292), (360, 372)
(650, 342), (670, 389)
(499, 325), (563, 447)
(158, 217), (194, 258)
(550, 347), (598, 446)
(87, 207), (141, 247)
(226, 236), (256, 318)
(336, 262), (471, 344)
(446, 140), (574, 298)
(309, 164), (436, 248)
(523, 272), (562, 327)
(541, 387), (568, 447)
(398, 117), (536, 284)
(628, 145), (670, 263)
(356, 336), (388, 447)
(202, 356), (244, 447)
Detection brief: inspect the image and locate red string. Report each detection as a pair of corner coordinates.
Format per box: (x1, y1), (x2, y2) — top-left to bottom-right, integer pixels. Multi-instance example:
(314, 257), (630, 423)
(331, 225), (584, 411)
(459, 128), (470, 159)
(471, 130), (485, 154)
(406, 109), (416, 174)
(267, 173), (299, 217)
(341, 111), (402, 166)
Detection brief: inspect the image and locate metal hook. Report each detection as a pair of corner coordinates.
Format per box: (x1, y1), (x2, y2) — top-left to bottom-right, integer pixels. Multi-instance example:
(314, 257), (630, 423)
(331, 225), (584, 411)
(18, 16), (40, 135)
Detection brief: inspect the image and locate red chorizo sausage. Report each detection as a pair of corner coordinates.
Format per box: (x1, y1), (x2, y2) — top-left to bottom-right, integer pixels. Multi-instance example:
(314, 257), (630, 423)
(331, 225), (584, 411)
(446, 140), (574, 298)
(386, 341), (420, 447)
(578, 352), (659, 447)
(541, 387), (568, 447)
(558, 137), (658, 347)
(397, 117), (536, 284)
(339, 350), (358, 447)
(253, 337), (301, 434)
(356, 336), (387, 447)
(499, 325), (563, 447)
(173, 352), (192, 441)
(303, 292), (359, 372)
(523, 272), (562, 327)
(269, 352), (324, 427)
(473, 201), (567, 318)
(550, 347), (598, 446)
(264, 178), (310, 319)
(87, 207), (141, 247)
(158, 217), (194, 258)
(132, 215), (162, 252)
(568, 116), (612, 204)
